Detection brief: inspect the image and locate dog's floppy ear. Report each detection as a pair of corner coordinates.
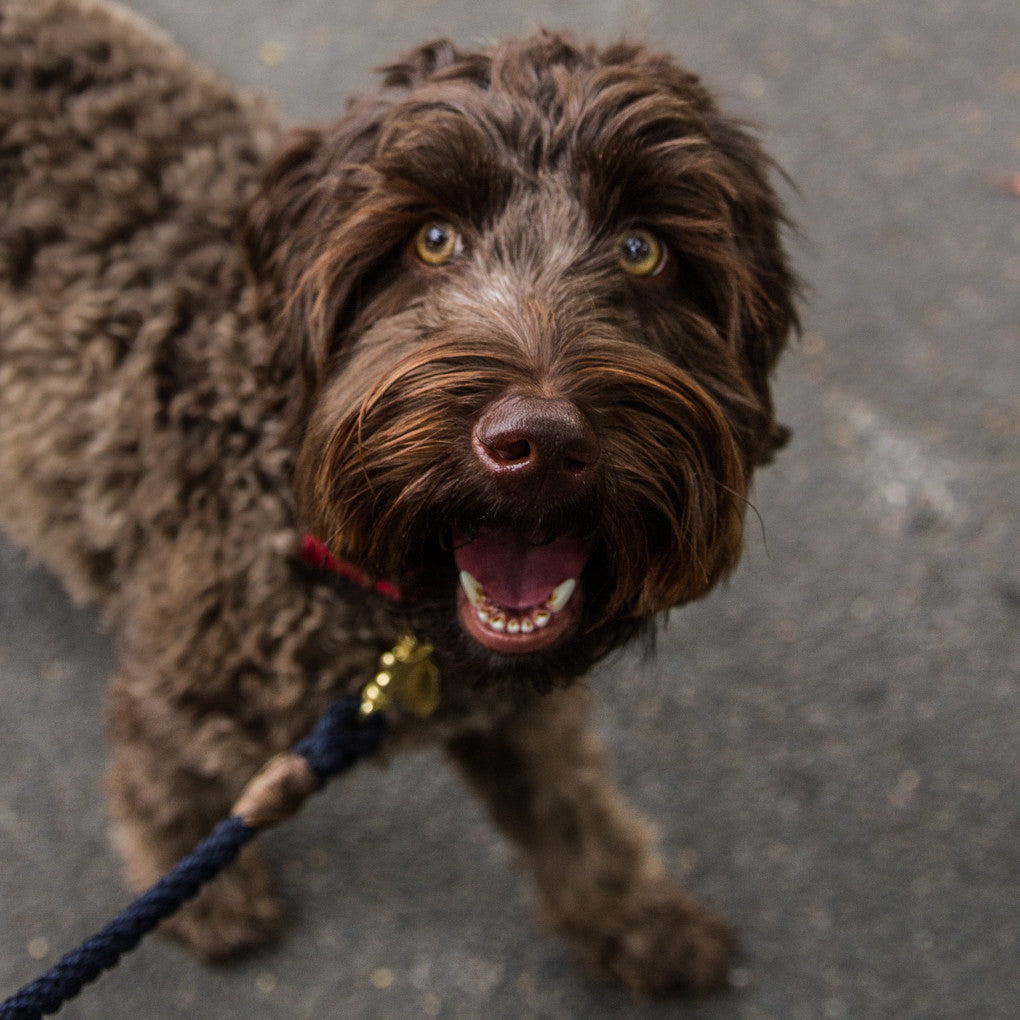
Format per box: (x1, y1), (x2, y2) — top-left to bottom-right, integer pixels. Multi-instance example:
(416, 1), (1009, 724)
(242, 40), (466, 419)
(241, 97), (390, 405)
(608, 47), (799, 465)
(704, 113), (799, 464)
(243, 126), (326, 333)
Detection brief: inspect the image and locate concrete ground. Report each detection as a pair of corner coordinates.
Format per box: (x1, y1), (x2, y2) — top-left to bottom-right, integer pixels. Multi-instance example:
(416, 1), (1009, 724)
(1, 0), (1016, 1016)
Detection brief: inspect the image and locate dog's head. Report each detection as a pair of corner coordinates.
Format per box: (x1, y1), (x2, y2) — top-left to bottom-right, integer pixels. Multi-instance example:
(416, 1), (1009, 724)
(244, 32), (797, 682)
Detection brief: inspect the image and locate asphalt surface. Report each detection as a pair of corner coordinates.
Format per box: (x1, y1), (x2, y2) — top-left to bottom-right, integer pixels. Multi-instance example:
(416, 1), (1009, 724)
(1, 1), (1017, 1017)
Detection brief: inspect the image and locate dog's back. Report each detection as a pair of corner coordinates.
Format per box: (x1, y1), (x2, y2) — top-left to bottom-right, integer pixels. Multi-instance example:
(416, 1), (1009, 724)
(0, 0), (281, 608)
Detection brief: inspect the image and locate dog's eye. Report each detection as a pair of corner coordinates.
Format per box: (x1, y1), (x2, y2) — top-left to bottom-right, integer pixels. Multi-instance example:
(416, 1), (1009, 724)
(616, 229), (664, 277)
(414, 220), (462, 266)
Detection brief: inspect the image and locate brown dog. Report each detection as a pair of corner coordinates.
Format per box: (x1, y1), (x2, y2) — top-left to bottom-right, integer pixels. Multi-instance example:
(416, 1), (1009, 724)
(0, 0), (797, 996)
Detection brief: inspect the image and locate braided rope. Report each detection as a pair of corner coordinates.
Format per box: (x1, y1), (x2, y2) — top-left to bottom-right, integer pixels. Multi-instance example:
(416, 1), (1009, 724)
(0, 695), (388, 1020)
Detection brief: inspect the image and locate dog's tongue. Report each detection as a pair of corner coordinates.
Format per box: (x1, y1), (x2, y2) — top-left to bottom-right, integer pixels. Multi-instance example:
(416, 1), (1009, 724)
(453, 527), (590, 610)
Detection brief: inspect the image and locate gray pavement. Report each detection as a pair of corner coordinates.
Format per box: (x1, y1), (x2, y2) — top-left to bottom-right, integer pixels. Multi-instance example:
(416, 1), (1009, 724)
(1, 0), (1017, 1017)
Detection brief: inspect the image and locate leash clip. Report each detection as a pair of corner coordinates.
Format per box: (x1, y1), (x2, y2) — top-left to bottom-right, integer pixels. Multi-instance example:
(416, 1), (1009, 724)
(359, 633), (440, 720)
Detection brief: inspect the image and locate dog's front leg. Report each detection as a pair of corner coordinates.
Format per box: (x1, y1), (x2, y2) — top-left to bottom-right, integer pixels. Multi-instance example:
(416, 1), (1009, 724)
(106, 669), (285, 961)
(446, 685), (734, 996)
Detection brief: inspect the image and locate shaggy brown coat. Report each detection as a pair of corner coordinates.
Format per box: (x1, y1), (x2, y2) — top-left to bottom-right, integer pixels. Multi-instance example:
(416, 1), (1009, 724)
(0, 0), (796, 996)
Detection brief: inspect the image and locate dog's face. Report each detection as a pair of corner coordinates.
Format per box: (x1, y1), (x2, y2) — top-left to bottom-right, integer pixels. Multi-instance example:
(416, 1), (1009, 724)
(244, 33), (796, 682)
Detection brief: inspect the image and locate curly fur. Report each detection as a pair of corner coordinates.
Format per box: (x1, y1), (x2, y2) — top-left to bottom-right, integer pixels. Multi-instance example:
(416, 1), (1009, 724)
(0, 0), (796, 996)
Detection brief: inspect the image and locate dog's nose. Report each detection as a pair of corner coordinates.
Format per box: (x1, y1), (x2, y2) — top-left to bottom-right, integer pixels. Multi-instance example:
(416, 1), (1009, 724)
(472, 395), (599, 491)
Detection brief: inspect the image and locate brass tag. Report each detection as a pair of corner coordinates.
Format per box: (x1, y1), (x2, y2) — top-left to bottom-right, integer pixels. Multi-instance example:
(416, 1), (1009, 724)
(360, 633), (440, 719)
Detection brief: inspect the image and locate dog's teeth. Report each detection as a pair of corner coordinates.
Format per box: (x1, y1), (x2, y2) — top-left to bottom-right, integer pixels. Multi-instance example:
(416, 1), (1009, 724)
(547, 578), (577, 613)
(459, 570), (485, 607)
(471, 588), (571, 637)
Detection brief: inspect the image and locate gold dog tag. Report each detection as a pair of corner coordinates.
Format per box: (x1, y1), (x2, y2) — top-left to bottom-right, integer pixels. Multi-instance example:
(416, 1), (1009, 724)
(360, 633), (440, 719)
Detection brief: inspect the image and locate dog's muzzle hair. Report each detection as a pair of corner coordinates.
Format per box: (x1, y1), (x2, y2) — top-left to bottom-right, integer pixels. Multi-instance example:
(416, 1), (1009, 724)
(243, 32), (797, 677)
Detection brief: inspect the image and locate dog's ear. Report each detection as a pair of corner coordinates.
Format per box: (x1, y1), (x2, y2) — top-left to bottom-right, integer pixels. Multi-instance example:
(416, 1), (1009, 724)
(703, 113), (799, 464)
(241, 43), (469, 420)
(603, 47), (799, 465)
(243, 34), (467, 293)
(241, 98), (390, 408)
(242, 126), (325, 338)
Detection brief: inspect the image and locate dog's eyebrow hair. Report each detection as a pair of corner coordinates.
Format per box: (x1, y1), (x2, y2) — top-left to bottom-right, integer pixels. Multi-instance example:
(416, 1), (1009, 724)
(383, 111), (717, 238)
(376, 112), (517, 223)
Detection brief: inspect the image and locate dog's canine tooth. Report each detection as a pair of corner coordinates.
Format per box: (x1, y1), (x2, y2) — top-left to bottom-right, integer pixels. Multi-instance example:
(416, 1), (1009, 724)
(459, 570), (485, 607)
(547, 578), (577, 613)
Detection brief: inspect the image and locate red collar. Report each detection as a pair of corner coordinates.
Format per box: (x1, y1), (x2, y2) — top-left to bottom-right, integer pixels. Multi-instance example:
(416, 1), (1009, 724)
(299, 534), (402, 603)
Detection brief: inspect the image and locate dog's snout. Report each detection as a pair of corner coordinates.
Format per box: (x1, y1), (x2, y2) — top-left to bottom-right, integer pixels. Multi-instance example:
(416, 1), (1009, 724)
(472, 395), (599, 490)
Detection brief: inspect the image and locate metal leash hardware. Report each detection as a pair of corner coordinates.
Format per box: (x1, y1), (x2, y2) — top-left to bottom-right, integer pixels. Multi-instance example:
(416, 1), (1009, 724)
(359, 632), (440, 720)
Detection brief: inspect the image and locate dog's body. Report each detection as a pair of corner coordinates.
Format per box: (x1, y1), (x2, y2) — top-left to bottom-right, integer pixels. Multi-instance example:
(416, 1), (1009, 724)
(0, 0), (796, 995)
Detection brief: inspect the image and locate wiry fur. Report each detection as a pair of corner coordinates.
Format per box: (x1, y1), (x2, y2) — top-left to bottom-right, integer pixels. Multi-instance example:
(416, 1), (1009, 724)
(0, 0), (796, 996)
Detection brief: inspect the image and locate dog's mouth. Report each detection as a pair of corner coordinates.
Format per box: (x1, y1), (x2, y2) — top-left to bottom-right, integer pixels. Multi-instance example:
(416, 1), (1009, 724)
(452, 526), (592, 653)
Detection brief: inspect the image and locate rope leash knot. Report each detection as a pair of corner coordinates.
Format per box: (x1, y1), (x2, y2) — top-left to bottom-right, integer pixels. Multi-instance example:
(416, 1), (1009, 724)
(0, 634), (437, 1020)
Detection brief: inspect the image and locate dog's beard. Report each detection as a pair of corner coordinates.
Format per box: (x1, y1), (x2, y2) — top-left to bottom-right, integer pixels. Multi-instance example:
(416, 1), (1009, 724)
(292, 325), (750, 684)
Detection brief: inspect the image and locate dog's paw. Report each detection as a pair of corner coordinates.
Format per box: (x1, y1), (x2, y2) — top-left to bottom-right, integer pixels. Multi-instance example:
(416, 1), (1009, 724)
(560, 879), (736, 997)
(158, 846), (284, 962)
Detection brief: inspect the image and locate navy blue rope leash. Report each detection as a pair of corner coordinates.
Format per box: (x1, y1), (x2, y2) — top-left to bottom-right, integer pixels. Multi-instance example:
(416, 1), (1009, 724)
(0, 695), (388, 1020)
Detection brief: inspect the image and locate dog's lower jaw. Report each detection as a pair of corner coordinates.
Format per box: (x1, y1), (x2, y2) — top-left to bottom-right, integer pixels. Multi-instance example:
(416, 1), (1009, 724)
(455, 579), (581, 653)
